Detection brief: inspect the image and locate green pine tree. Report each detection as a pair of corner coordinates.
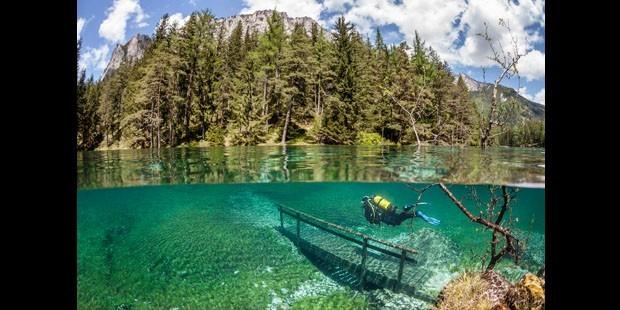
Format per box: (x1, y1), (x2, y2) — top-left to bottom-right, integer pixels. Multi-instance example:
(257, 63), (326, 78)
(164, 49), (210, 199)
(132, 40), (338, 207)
(254, 11), (288, 140)
(320, 16), (359, 144)
(280, 22), (314, 144)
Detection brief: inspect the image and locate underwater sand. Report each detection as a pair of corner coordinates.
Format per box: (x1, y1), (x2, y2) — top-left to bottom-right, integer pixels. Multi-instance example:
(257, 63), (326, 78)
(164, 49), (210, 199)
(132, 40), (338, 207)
(78, 182), (544, 309)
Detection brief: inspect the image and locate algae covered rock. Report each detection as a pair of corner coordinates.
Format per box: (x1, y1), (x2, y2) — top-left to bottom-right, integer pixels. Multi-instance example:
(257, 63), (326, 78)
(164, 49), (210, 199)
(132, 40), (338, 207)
(504, 273), (545, 310)
(480, 270), (512, 307)
(435, 272), (495, 310)
(435, 270), (545, 310)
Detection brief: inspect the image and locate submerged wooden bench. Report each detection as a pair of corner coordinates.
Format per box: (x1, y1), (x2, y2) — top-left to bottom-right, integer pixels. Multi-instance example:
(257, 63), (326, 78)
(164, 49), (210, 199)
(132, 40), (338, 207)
(277, 204), (434, 302)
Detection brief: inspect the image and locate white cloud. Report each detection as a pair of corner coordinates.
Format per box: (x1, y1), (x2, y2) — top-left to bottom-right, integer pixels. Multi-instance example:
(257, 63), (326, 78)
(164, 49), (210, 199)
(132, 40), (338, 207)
(518, 86), (545, 105)
(518, 86), (531, 99)
(533, 88), (545, 105)
(189, 0), (197, 6)
(79, 44), (111, 72)
(332, 0), (544, 82)
(454, 0), (544, 68)
(167, 13), (191, 29)
(323, 0), (352, 13)
(240, 0), (324, 21)
(99, 0), (149, 43)
(77, 18), (86, 41)
(339, 0), (466, 55)
(516, 49), (545, 81)
(238, 0), (545, 82)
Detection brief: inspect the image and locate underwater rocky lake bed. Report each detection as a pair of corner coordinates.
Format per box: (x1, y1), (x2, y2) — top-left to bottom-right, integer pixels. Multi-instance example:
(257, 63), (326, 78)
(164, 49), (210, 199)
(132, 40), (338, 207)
(77, 146), (544, 309)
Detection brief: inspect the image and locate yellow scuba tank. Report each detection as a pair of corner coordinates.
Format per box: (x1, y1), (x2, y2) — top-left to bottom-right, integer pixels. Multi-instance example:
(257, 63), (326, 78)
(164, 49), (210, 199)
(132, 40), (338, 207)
(372, 195), (394, 213)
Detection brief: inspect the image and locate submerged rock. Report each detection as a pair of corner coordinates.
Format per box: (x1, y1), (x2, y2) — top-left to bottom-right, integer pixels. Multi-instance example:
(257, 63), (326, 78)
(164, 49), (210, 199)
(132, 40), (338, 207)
(504, 273), (545, 310)
(435, 272), (495, 310)
(367, 289), (432, 310)
(436, 270), (545, 310)
(481, 270), (512, 307)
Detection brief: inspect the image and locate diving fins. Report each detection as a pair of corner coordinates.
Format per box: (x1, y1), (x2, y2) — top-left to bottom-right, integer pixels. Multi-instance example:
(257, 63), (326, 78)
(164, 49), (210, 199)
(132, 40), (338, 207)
(415, 210), (440, 226)
(404, 202), (430, 212)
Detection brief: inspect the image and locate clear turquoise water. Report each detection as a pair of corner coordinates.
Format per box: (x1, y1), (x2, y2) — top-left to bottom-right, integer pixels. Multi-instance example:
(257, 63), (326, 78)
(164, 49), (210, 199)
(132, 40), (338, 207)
(78, 181), (544, 309)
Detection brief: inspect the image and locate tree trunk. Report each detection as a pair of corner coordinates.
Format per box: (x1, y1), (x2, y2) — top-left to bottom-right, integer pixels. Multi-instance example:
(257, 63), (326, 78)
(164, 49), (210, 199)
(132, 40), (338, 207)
(157, 110), (161, 149)
(263, 77), (268, 119)
(157, 79), (161, 149)
(201, 121), (205, 141)
(150, 95), (155, 149)
(409, 113), (421, 147)
(248, 74), (253, 114)
(281, 101), (292, 145)
(199, 91), (205, 141)
(169, 118), (173, 147)
(274, 67), (280, 125)
(185, 73), (193, 143)
(387, 91), (421, 147)
(480, 83), (498, 149)
(481, 63), (510, 148)
(317, 76), (321, 115)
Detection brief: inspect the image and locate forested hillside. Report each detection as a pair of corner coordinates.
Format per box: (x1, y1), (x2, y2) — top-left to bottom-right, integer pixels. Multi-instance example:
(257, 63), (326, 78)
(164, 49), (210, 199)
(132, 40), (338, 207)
(76, 10), (544, 151)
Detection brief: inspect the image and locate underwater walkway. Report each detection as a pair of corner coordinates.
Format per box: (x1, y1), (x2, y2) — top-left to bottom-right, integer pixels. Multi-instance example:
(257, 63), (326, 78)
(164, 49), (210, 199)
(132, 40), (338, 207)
(276, 205), (435, 303)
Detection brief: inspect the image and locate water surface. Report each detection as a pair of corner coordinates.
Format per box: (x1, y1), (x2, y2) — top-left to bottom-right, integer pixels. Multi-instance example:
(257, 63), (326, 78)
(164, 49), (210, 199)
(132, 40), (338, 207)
(78, 145), (545, 189)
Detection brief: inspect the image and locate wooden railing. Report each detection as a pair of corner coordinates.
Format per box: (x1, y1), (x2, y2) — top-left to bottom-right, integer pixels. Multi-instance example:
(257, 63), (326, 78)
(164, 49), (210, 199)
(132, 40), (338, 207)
(277, 204), (417, 286)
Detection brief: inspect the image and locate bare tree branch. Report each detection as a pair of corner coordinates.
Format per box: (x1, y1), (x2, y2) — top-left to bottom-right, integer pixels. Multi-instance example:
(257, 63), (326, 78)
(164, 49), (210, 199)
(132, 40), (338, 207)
(406, 183), (436, 203)
(438, 184), (515, 238)
(437, 183), (521, 270)
(383, 87), (422, 147)
(477, 19), (524, 148)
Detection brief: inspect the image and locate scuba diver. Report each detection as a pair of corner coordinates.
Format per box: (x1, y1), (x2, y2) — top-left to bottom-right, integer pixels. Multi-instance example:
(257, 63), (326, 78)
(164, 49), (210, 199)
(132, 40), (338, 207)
(361, 195), (440, 226)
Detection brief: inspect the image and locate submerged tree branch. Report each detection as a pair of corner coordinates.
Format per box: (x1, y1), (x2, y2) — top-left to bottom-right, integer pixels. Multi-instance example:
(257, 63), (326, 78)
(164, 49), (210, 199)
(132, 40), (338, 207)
(437, 183), (521, 270)
(438, 183), (515, 239)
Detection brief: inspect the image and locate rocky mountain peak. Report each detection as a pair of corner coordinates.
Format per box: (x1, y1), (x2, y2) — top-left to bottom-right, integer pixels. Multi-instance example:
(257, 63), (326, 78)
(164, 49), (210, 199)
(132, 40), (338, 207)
(102, 33), (152, 79)
(455, 73), (487, 92)
(214, 10), (321, 39)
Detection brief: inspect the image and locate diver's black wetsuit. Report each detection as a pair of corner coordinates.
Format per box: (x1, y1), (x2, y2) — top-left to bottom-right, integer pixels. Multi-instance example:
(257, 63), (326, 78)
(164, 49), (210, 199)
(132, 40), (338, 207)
(381, 209), (416, 226)
(362, 197), (416, 226)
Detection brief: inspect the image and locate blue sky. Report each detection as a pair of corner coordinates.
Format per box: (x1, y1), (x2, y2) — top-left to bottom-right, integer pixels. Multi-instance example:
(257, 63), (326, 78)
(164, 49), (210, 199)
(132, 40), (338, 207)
(78, 0), (545, 104)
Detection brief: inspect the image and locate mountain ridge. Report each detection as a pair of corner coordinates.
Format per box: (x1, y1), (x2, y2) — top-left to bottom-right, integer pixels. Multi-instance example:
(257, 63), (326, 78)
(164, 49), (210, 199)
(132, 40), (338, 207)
(455, 73), (545, 121)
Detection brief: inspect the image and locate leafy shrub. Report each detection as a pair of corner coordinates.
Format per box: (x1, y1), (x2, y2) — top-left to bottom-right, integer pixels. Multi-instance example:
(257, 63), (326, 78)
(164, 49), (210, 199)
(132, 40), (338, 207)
(205, 127), (225, 146)
(355, 132), (383, 145)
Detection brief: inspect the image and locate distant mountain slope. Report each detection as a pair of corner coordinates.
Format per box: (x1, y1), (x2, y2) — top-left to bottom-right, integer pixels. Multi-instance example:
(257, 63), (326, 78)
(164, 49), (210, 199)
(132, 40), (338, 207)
(456, 74), (545, 122)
